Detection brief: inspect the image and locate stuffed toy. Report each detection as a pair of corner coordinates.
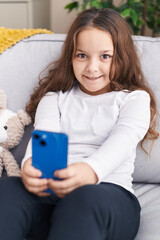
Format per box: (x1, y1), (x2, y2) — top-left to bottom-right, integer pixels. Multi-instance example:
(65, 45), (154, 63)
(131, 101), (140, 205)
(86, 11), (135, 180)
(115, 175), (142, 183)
(0, 89), (31, 176)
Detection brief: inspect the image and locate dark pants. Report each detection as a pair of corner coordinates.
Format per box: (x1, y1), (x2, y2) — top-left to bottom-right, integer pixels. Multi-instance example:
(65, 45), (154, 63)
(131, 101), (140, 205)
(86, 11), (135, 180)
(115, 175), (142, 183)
(0, 177), (140, 240)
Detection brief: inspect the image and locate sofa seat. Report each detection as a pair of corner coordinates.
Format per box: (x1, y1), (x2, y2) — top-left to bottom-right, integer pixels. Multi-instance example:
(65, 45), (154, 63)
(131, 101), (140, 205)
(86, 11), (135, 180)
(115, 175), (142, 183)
(133, 183), (160, 239)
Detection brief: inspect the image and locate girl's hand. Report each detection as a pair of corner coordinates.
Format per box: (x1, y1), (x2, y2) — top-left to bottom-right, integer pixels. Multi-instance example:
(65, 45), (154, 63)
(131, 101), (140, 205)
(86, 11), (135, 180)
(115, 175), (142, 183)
(48, 162), (98, 198)
(21, 158), (50, 197)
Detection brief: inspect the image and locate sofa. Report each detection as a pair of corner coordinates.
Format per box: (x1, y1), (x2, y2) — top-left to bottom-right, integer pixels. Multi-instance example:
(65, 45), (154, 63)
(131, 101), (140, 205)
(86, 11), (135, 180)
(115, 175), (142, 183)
(0, 33), (160, 239)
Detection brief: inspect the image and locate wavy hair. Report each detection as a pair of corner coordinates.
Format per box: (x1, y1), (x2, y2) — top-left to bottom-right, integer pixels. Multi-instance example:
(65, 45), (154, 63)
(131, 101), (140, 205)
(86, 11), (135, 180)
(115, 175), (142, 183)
(26, 8), (159, 150)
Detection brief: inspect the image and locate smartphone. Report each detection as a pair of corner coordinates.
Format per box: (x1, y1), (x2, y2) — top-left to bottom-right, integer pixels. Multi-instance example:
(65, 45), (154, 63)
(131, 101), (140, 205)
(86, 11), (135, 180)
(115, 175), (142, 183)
(32, 130), (68, 193)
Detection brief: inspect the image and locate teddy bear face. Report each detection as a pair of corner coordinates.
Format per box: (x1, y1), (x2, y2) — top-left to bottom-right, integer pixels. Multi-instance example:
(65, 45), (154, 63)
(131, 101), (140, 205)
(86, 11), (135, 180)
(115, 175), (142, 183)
(0, 109), (25, 149)
(0, 109), (16, 143)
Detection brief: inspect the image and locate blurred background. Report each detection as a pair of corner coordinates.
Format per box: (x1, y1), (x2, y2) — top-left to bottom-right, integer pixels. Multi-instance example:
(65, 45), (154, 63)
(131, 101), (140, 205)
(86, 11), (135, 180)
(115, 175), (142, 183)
(0, 0), (159, 36)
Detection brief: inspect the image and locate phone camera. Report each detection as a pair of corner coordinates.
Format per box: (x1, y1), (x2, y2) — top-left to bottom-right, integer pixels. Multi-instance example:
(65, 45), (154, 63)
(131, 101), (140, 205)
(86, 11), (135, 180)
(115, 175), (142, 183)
(34, 134), (40, 139)
(40, 140), (46, 146)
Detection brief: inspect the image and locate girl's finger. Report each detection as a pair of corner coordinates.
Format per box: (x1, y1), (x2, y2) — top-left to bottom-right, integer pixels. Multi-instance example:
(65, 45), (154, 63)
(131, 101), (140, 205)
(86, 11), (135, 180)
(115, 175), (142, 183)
(24, 177), (48, 187)
(37, 192), (51, 197)
(26, 184), (49, 194)
(48, 177), (78, 191)
(54, 165), (76, 179)
(53, 185), (79, 198)
(22, 158), (42, 177)
(22, 164), (42, 178)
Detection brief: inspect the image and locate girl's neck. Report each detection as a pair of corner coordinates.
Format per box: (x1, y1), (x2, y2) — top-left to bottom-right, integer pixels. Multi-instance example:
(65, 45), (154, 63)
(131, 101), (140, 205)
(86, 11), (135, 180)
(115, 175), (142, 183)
(78, 83), (111, 96)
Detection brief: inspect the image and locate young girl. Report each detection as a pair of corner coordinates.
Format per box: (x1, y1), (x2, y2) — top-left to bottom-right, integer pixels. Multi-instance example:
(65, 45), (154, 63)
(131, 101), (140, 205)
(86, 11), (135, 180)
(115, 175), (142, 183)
(0, 8), (158, 240)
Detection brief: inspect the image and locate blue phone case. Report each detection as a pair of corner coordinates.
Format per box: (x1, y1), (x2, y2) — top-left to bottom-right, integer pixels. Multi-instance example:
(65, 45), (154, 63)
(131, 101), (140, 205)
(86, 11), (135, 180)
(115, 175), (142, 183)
(32, 130), (68, 193)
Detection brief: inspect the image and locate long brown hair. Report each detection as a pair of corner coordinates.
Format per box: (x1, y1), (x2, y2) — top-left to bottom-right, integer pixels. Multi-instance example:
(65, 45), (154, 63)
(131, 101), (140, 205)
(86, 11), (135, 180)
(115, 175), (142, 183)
(26, 8), (159, 149)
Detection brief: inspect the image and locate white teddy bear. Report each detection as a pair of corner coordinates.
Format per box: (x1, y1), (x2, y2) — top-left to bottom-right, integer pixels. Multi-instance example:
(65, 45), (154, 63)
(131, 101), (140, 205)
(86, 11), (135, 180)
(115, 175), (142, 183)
(0, 89), (31, 176)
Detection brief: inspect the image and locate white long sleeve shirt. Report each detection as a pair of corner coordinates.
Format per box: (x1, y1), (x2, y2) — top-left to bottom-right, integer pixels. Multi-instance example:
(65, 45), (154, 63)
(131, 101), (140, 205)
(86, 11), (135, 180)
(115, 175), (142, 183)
(22, 84), (150, 193)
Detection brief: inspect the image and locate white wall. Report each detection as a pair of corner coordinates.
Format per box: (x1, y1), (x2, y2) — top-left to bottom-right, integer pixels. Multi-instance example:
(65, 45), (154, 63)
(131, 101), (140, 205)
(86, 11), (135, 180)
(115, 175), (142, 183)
(50, 0), (77, 33)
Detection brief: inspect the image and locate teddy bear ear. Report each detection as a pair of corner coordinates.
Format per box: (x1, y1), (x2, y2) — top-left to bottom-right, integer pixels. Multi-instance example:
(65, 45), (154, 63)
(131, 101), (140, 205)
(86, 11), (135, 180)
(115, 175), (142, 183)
(17, 109), (32, 126)
(0, 89), (7, 110)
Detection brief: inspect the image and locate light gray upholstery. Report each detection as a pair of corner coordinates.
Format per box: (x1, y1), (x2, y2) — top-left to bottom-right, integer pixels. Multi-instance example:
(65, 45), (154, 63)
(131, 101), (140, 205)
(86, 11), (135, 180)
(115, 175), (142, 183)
(0, 34), (65, 112)
(133, 36), (160, 184)
(133, 183), (160, 240)
(0, 33), (160, 239)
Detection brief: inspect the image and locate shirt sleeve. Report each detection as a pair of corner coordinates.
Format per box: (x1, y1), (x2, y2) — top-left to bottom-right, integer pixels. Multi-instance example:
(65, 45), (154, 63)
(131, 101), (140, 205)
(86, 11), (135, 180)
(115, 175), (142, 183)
(34, 91), (61, 132)
(21, 91), (61, 167)
(82, 90), (151, 182)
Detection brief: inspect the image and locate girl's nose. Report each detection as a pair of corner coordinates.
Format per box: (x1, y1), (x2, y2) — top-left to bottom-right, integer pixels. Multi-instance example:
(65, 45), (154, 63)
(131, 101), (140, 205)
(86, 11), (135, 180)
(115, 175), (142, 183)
(86, 58), (99, 72)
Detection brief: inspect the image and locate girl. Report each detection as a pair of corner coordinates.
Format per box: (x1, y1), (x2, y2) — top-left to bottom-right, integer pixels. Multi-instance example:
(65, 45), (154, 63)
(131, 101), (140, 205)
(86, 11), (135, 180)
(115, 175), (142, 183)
(0, 8), (158, 240)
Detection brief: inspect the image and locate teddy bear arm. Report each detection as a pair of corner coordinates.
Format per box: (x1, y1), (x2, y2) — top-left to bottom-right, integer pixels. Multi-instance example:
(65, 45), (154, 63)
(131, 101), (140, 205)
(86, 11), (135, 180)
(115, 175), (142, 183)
(3, 149), (20, 177)
(0, 89), (7, 110)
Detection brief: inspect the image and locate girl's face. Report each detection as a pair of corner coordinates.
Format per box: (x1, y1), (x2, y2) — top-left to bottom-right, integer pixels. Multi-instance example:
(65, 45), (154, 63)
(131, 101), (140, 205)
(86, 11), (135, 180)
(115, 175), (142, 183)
(72, 27), (114, 95)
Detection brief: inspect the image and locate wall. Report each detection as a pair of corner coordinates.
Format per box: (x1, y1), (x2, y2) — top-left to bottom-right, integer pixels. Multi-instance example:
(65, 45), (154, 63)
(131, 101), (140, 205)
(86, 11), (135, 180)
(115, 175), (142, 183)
(50, 0), (77, 33)
(50, 0), (125, 33)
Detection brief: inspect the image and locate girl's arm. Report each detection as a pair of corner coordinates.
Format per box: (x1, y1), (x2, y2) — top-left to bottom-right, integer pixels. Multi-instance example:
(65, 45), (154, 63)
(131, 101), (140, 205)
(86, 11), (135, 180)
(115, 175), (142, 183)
(82, 90), (151, 183)
(48, 90), (151, 198)
(21, 92), (61, 196)
(34, 91), (61, 132)
(21, 92), (61, 168)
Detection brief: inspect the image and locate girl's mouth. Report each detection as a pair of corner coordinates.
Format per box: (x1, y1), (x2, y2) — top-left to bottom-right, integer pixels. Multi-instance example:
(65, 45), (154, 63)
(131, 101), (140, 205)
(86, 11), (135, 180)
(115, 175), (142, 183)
(84, 75), (102, 80)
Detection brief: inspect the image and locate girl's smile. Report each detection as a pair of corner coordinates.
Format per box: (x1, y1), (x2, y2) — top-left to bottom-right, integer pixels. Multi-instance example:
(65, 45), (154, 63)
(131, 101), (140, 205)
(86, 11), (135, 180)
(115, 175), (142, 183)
(83, 75), (103, 80)
(72, 27), (114, 95)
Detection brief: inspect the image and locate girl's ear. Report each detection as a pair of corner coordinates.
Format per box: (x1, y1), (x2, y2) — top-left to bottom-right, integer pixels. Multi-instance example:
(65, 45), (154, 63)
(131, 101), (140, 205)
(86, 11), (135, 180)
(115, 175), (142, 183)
(0, 89), (7, 110)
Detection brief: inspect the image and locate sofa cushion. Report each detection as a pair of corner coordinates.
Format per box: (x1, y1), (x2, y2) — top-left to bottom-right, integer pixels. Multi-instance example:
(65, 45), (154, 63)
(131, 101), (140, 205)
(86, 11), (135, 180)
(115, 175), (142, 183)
(0, 34), (66, 112)
(0, 34), (159, 182)
(132, 36), (160, 183)
(133, 183), (160, 240)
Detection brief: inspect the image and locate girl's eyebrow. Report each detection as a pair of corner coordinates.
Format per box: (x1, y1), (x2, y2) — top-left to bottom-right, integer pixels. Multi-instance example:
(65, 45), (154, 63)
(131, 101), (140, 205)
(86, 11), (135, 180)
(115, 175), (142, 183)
(76, 49), (87, 53)
(76, 49), (113, 53)
(100, 50), (113, 53)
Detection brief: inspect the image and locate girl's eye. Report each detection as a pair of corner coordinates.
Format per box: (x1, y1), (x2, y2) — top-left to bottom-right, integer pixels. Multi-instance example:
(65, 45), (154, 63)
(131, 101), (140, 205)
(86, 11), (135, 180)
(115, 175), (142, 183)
(77, 53), (87, 59)
(101, 54), (112, 60)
